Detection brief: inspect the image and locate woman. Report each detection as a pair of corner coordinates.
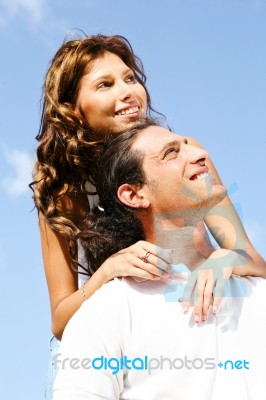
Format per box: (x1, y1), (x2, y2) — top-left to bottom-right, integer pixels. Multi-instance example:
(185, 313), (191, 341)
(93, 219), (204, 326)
(31, 34), (265, 398)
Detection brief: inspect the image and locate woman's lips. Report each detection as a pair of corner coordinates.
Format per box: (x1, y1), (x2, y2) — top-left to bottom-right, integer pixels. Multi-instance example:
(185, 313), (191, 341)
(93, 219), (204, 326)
(115, 105), (140, 116)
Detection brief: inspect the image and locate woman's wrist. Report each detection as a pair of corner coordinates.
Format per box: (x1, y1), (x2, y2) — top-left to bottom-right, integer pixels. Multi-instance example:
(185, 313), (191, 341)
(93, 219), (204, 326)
(80, 261), (115, 303)
(97, 259), (116, 283)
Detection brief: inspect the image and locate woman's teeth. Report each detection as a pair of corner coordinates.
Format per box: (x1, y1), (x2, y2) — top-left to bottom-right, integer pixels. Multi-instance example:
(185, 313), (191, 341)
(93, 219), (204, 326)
(117, 106), (139, 116)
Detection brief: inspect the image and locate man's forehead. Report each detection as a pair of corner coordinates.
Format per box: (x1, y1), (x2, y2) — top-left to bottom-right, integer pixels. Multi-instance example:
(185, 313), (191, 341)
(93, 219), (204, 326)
(133, 126), (181, 155)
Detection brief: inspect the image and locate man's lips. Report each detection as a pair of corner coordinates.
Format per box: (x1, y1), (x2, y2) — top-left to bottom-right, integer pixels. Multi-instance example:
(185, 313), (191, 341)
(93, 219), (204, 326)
(189, 166), (209, 181)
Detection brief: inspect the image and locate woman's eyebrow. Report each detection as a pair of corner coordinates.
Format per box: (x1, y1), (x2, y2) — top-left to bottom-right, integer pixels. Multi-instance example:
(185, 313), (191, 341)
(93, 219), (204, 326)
(90, 74), (111, 84)
(90, 68), (133, 85)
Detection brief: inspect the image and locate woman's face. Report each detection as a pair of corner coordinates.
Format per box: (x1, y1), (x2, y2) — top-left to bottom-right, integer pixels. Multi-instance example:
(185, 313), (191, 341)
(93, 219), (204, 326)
(75, 51), (147, 135)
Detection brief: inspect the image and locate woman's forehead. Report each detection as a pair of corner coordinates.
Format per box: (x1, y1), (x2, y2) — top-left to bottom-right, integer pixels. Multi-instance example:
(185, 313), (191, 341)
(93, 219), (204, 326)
(83, 51), (129, 80)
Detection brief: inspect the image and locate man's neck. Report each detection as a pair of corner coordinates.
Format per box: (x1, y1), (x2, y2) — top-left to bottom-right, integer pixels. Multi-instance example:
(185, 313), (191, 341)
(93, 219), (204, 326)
(142, 208), (214, 271)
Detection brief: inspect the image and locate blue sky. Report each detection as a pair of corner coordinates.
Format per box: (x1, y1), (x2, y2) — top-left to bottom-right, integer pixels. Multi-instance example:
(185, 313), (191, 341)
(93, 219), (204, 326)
(0, 0), (265, 398)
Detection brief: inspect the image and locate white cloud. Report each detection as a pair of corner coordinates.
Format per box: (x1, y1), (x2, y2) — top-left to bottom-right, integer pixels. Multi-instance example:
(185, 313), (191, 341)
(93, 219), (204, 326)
(0, 0), (67, 47)
(1, 147), (35, 197)
(0, 0), (45, 27)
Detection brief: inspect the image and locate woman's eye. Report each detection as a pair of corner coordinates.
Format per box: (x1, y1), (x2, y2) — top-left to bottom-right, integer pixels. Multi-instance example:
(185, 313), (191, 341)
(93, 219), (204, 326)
(164, 148), (179, 159)
(126, 75), (136, 83)
(97, 81), (111, 90)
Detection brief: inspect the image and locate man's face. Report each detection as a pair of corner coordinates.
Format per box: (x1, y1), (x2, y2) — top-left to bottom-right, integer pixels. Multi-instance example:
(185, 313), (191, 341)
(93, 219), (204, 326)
(133, 126), (226, 214)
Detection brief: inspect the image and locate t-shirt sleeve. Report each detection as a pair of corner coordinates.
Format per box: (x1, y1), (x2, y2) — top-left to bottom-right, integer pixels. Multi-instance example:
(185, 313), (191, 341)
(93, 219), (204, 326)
(53, 279), (130, 400)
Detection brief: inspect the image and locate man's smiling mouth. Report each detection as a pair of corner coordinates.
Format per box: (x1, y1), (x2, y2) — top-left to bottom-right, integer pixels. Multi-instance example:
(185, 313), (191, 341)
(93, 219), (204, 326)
(190, 172), (210, 181)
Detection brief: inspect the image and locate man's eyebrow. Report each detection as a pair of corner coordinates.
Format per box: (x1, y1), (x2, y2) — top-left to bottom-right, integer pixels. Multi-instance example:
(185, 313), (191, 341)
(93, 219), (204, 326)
(158, 140), (181, 156)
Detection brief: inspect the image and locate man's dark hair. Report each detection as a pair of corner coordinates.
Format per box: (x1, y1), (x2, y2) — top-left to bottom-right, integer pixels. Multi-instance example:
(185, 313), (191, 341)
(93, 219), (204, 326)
(79, 118), (159, 275)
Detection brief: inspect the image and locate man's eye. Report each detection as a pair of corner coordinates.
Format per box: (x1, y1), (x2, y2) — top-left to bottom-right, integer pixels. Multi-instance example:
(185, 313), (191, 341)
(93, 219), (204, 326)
(164, 148), (179, 159)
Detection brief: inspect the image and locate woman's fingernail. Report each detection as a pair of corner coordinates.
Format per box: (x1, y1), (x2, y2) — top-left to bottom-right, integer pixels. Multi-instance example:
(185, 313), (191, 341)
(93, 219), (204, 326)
(183, 306), (188, 314)
(212, 306), (217, 314)
(202, 316), (207, 322)
(194, 315), (200, 324)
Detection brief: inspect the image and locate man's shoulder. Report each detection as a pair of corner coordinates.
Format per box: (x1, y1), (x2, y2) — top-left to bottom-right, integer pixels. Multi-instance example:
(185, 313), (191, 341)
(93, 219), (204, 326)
(79, 277), (129, 316)
(87, 277), (125, 300)
(64, 278), (130, 339)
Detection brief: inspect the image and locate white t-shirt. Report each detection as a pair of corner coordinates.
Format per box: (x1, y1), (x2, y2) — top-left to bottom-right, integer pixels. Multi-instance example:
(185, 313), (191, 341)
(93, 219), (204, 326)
(53, 275), (266, 400)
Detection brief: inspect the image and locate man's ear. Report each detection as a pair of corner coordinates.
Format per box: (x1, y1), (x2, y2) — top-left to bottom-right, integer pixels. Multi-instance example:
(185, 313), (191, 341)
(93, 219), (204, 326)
(117, 184), (150, 209)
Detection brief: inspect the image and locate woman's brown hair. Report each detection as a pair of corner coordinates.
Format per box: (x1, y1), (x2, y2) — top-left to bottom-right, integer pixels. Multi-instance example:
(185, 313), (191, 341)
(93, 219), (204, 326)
(31, 34), (158, 271)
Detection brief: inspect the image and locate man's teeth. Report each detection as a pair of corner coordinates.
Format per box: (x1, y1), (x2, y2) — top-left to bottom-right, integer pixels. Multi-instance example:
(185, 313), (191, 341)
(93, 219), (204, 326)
(193, 172), (208, 180)
(117, 106), (139, 116)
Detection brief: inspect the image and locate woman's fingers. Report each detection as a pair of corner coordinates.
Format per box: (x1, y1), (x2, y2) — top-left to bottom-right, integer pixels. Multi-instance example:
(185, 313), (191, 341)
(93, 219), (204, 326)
(194, 269), (230, 322)
(193, 282), (205, 324)
(179, 268), (214, 322)
(212, 278), (227, 314)
(180, 260), (234, 323)
(136, 241), (174, 266)
(123, 241), (173, 274)
(212, 296), (222, 315)
(133, 256), (170, 277)
(109, 240), (173, 280)
(123, 266), (163, 280)
(139, 252), (172, 273)
(180, 272), (197, 314)
(201, 278), (214, 321)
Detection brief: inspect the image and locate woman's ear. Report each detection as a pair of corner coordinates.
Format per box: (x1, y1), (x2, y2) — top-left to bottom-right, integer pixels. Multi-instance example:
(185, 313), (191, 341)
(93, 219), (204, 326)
(117, 184), (150, 209)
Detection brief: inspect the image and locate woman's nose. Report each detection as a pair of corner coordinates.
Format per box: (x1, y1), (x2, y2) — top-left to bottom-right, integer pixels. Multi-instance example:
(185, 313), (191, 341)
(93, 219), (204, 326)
(118, 80), (135, 101)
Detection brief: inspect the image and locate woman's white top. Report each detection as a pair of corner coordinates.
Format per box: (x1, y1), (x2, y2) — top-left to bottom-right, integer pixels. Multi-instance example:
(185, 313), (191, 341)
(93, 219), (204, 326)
(77, 181), (99, 288)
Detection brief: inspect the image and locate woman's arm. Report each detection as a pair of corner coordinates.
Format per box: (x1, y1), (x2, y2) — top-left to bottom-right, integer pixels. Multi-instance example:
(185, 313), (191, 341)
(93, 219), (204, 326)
(180, 136), (266, 323)
(40, 212), (86, 340)
(40, 214), (172, 340)
(187, 136), (266, 276)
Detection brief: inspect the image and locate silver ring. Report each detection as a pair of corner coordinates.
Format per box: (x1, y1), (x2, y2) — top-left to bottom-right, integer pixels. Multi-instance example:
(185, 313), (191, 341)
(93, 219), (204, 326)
(141, 251), (151, 263)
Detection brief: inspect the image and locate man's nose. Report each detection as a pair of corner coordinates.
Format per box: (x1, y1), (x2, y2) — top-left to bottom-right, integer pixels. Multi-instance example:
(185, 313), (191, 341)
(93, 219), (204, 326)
(181, 143), (209, 164)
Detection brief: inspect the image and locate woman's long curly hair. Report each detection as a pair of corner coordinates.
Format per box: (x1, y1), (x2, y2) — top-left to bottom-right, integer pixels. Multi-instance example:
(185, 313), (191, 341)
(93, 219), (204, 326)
(79, 118), (159, 275)
(31, 34), (158, 271)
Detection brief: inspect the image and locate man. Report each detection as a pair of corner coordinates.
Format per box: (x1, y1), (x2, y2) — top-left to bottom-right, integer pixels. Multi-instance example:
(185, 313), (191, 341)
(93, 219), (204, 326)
(53, 120), (266, 399)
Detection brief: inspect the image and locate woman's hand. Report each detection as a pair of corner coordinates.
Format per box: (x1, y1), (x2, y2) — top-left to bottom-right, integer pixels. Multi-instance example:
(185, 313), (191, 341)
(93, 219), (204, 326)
(180, 249), (247, 323)
(100, 240), (173, 282)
